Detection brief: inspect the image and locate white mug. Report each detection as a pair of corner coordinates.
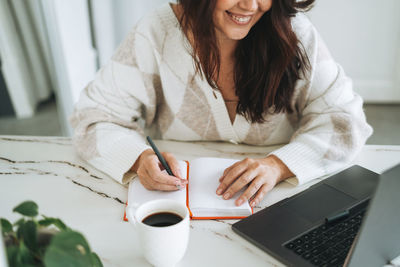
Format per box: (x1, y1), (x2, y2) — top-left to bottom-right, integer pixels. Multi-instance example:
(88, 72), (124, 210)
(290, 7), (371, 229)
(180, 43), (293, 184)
(126, 199), (190, 267)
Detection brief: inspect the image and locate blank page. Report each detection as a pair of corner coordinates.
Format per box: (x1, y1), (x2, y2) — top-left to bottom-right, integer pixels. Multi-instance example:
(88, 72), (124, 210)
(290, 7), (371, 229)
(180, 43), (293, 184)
(188, 157), (251, 217)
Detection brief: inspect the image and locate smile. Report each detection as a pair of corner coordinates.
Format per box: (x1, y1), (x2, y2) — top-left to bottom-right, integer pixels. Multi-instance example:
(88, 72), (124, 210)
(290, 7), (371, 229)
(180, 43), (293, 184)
(226, 11), (252, 25)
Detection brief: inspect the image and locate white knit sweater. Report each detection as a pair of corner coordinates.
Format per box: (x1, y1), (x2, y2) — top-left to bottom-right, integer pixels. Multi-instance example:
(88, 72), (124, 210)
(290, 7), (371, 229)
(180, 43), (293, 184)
(70, 3), (372, 185)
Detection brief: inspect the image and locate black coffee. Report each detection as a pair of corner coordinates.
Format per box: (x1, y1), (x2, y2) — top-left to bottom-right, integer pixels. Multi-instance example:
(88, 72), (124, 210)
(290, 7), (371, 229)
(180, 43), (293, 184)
(142, 212), (183, 227)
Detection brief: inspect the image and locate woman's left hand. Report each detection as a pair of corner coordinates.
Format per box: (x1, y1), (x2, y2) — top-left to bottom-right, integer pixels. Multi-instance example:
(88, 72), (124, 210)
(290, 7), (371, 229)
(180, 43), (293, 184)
(216, 155), (294, 207)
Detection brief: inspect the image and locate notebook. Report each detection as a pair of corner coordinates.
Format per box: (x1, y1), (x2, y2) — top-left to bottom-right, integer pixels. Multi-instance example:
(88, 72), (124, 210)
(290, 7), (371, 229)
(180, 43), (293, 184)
(124, 157), (253, 220)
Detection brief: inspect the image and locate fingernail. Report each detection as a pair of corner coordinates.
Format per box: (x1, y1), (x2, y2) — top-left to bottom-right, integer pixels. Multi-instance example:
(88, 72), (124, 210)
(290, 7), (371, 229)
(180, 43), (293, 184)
(223, 192), (230, 199)
(216, 188), (222, 195)
(237, 198), (244, 206)
(176, 183), (185, 190)
(175, 181), (184, 189)
(251, 201), (256, 207)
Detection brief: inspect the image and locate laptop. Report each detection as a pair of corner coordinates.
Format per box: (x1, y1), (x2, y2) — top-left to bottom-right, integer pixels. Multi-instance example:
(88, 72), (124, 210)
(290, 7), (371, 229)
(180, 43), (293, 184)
(232, 164), (400, 267)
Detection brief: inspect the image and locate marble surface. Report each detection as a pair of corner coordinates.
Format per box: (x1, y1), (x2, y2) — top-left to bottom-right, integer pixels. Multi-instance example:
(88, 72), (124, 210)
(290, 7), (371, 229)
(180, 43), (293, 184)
(1, 135), (400, 267)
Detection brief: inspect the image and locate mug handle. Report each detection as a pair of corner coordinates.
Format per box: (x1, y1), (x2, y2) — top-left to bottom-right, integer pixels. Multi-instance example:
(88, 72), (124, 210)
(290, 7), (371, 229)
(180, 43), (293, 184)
(126, 203), (140, 226)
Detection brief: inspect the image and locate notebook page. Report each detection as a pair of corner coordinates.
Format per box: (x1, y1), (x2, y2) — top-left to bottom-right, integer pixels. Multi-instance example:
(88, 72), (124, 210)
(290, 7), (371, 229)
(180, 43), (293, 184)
(191, 207), (251, 218)
(127, 161), (188, 208)
(188, 157), (251, 216)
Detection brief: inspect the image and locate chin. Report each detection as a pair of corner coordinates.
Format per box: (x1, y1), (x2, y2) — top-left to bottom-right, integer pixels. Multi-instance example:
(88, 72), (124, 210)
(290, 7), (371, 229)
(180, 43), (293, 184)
(226, 30), (250, 41)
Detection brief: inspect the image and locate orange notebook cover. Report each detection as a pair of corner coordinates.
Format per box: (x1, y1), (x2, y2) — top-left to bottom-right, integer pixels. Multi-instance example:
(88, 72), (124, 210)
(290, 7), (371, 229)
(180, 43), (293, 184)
(124, 157), (253, 221)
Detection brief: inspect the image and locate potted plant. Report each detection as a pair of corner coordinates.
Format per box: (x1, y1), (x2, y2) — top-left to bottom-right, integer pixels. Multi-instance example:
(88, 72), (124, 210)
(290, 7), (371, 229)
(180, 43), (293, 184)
(0, 201), (103, 267)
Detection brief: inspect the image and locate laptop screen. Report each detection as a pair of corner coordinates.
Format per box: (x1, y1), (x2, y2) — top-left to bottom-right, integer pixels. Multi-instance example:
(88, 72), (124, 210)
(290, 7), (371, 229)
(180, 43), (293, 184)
(346, 164), (400, 267)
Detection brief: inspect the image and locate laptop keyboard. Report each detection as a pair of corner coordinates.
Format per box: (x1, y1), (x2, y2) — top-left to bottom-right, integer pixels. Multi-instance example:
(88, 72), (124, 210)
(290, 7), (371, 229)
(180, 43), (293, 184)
(284, 209), (366, 267)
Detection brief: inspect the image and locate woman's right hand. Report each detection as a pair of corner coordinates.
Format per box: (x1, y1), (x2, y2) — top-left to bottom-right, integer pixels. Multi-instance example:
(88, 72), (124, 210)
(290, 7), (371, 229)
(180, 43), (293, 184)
(131, 149), (187, 191)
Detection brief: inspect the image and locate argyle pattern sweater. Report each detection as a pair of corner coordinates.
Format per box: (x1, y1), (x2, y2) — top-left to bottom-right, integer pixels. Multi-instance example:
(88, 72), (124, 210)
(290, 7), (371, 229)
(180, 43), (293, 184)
(70, 4), (372, 185)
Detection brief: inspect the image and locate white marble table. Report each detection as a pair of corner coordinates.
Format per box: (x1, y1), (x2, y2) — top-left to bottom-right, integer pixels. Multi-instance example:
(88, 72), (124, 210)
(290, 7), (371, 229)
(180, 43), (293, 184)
(1, 136), (400, 267)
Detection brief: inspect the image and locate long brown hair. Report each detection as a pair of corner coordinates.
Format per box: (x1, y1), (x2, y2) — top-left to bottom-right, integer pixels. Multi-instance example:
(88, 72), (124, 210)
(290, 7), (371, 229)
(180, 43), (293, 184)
(178, 0), (315, 123)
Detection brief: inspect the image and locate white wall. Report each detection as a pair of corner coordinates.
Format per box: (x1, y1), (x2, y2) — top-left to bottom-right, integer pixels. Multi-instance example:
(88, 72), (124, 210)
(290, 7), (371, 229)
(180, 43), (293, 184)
(308, 0), (400, 103)
(113, 0), (170, 43)
(92, 0), (170, 67)
(90, 0), (116, 67)
(41, 0), (97, 135)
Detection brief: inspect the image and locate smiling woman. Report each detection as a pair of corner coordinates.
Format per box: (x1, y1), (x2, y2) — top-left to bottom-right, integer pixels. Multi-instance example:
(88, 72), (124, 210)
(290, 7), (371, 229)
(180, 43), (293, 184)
(71, 0), (372, 208)
(178, 0), (314, 123)
(214, 0), (272, 39)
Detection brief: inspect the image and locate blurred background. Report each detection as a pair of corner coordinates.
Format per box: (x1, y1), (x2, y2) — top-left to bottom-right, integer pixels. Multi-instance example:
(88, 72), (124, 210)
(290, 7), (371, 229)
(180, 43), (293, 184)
(0, 0), (399, 144)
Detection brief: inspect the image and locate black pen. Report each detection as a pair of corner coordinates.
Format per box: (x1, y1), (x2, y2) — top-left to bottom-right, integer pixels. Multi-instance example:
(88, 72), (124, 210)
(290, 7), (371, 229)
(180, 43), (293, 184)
(146, 136), (174, 176)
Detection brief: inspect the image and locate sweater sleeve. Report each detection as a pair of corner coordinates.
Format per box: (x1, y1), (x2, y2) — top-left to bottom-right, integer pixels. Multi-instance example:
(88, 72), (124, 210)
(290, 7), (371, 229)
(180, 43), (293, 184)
(270, 19), (373, 185)
(70, 27), (161, 184)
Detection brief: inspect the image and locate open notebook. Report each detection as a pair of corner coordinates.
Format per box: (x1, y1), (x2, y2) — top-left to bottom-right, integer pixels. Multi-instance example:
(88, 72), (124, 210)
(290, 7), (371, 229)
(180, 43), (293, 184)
(124, 157), (253, 220)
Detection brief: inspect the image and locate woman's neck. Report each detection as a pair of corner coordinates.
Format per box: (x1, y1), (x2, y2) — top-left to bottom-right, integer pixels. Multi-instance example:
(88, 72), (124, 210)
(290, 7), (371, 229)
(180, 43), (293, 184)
(215, 30), (238, 61)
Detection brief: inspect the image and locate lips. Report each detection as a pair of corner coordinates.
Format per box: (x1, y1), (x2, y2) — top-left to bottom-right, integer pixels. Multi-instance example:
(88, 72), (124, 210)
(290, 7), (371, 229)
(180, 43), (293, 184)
(226, 11), (252, 25)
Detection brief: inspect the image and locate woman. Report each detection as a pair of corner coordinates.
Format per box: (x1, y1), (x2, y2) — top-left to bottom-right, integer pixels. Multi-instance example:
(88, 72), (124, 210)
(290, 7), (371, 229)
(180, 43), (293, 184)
(71, 0), (372, 208)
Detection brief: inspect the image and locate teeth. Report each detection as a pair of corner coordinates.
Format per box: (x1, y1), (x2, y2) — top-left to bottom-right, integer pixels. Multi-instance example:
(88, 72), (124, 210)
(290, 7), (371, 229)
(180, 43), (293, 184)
(229, 13), (251, 23)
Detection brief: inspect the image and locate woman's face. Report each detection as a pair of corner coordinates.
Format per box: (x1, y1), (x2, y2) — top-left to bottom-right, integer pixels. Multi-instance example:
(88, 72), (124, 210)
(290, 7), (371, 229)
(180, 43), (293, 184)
(213, 0), (272, 42)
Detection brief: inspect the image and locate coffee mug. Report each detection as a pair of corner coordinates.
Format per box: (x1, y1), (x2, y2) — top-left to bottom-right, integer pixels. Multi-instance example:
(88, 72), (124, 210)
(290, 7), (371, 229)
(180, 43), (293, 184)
(126, 199), (190, 267)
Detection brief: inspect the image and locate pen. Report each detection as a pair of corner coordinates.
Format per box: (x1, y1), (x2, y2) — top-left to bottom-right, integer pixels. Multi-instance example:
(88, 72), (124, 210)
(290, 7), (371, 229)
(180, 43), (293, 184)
(146, 136), (174, 176)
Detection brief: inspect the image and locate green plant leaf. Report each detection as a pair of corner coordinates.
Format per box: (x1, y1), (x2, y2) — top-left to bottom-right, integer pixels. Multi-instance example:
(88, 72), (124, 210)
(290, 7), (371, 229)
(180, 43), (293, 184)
(44, 230), (102, 267)
(19, 240), (37, 266)
(13, 201), (38, 217)
(90, 252), (103, 267)
(5, 245), (38, 267)
(17, 221), (38, 253)
(6, 245), (20, 267)
(1, 218), (13, 234)
(38, 217), (67, 231)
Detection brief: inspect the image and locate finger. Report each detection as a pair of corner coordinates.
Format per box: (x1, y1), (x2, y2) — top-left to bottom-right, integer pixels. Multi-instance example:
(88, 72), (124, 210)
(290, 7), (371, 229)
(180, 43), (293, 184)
(145, 157), (185, 187)
(235, 176), (264, 206)
(219, 165), (233, 182)
(142, 177), (181, 191)
(221, 168), (258, 200)
(219, 161), (242, 182)
(162, 152), (184, 180)
(216, 160), (250, 195)
(143, 168), (184, 191)
(138, 173), (156, 190)
(249, 183), (274, 207)
(153, 181), (182, 191)
(138, 169), (160, 190)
